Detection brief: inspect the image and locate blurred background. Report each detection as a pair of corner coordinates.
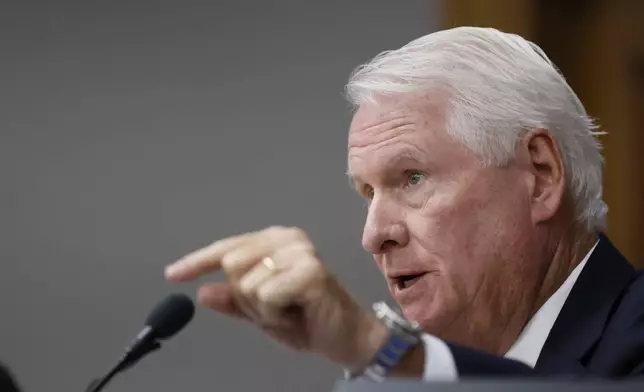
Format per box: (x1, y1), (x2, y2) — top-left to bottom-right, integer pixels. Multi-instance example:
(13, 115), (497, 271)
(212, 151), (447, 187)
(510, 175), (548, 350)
(0, 1), (641, 392)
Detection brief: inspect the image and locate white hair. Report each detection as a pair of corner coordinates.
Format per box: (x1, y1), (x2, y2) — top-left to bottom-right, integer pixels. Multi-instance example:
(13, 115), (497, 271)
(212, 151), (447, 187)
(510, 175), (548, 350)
(346, 26), (607, 231)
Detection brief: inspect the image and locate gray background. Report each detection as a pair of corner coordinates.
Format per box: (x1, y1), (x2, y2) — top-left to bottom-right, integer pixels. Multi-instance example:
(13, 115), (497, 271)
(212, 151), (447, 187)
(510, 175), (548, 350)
(0, 1), (436, 391)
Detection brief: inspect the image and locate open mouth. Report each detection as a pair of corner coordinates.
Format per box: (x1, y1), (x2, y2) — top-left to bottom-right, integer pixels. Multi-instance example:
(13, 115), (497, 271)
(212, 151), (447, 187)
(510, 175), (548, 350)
(394, 273), (427, 290)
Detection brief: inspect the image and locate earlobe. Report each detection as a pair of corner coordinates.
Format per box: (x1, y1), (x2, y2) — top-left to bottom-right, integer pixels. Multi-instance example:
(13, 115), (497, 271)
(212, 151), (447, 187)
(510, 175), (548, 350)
(523, 129), (566, 224)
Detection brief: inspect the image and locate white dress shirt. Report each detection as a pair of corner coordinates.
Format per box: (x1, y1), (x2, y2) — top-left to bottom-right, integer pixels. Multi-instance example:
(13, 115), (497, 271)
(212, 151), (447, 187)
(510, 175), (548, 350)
(421, 241), (600, 381)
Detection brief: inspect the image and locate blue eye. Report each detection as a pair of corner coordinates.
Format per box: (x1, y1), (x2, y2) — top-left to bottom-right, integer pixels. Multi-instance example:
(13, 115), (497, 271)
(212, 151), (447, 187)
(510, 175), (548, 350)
(406, 171), (425, 186)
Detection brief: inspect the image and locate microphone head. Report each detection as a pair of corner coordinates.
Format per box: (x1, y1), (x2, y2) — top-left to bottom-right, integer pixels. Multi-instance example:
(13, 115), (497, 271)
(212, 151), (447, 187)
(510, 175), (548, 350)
(145, 293), (195, 340)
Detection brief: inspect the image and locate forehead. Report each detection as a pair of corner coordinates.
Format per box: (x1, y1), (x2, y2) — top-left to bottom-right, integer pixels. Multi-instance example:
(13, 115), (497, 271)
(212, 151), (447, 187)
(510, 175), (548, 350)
(348, 94), (443, 140)
(347, 94), (452, 177)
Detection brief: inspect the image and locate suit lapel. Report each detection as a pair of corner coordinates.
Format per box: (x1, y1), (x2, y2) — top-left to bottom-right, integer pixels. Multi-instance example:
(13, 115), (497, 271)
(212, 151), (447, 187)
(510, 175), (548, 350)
(535, 234), (635, 372)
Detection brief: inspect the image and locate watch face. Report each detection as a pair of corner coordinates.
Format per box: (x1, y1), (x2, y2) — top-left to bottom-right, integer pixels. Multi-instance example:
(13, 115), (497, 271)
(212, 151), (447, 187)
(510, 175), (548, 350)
(383, 304), (424, 334)
(373, 301), (402, 315)
(374, 302), (419, 329)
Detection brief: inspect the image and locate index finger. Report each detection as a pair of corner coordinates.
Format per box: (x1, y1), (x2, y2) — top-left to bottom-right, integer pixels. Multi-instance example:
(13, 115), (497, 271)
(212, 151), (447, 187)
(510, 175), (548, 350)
(165, 233), (255, 282)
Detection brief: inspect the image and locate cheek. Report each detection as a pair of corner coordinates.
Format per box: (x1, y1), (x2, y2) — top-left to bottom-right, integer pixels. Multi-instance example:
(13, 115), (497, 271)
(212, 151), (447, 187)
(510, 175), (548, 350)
(408, 190), (483, 264)
(408, 175), (532, 286)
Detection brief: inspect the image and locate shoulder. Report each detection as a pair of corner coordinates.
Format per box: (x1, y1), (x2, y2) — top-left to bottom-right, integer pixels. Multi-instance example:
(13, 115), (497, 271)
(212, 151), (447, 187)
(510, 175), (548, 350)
(612, 270), (644, 322)
(586, 270), (644, 375)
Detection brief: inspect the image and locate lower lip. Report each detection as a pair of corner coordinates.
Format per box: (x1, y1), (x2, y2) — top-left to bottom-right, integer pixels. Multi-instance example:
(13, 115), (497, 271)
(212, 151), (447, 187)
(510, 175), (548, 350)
(392, 273), (431, 303)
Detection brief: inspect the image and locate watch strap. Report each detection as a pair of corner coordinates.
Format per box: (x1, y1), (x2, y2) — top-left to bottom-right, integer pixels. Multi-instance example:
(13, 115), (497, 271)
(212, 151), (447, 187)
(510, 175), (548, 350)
(347, 302), (422, 382)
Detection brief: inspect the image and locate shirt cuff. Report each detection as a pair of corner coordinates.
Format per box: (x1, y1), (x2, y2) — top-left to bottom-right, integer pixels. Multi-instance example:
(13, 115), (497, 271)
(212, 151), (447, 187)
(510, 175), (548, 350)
(420, 333), (458, 381)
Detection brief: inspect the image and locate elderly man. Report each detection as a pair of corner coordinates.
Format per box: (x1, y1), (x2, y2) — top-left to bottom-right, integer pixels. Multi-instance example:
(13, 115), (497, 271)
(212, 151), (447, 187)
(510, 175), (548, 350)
(165, 27), (644, 380)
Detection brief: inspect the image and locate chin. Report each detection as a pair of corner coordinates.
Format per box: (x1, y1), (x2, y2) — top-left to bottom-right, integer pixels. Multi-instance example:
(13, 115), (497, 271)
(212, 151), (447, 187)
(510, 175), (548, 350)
(400, 297), (460, 335)
(401, 299), (439, 327)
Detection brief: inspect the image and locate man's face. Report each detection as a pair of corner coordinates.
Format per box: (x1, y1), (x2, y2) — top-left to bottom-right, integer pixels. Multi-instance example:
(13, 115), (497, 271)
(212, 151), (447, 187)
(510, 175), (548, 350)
(347, 95), (548, 351)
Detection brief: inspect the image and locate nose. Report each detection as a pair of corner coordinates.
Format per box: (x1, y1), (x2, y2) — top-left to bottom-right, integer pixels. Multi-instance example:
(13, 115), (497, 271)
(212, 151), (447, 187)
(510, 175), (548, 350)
(361, 197), (409, 254)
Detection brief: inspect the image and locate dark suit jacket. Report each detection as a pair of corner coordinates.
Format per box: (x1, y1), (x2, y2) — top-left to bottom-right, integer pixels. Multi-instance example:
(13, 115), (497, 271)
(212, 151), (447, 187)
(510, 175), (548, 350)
(447, 233), (644, 378)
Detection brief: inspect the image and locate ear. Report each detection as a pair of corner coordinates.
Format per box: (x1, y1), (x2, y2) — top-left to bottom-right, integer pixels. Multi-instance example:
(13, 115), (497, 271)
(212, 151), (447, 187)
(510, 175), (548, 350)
(520, 128), (566, 224)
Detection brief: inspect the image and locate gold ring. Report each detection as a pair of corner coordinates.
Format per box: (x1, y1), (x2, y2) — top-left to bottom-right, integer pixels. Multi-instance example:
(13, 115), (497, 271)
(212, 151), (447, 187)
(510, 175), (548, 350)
(261, 256), (278, 273)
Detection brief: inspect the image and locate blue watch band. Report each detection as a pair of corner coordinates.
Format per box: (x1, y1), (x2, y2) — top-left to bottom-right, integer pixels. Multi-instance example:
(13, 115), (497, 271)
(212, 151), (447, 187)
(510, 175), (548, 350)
(362, 331), (417, 382)
(347, 302), (422, 382)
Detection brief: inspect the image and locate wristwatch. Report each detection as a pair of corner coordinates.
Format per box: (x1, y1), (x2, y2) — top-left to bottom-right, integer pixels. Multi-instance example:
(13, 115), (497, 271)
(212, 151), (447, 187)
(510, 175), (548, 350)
(347, 302), (423, 382)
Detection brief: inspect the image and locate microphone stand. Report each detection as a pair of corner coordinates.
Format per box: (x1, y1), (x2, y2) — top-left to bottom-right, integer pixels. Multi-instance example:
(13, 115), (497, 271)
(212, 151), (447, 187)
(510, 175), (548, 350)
(86, 340), (161, 392)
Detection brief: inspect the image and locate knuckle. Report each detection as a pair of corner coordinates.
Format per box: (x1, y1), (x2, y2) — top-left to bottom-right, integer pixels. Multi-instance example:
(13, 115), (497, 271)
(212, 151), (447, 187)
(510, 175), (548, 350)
(286, 226), (308, 241)
(256, 285), (274, 304)
(299, 258), (328, 283)
(264, 225), (286, 234)
(238, 280), (255, 298)
(263, 225), (308, 242)
(284, 241), (314, 256)
(305, 258), (325, 275)
(220, 253), (238, 271)
(264, 225), (287, 240)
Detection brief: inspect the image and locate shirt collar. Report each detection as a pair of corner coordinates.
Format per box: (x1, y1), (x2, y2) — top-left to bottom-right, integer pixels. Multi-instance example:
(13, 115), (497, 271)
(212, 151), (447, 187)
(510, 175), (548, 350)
(503, 240), (600, 367)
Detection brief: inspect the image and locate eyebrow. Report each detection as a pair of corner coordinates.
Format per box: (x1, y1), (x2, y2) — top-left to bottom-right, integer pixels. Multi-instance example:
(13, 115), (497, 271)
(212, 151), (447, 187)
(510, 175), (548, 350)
(346, 148), (426, 189)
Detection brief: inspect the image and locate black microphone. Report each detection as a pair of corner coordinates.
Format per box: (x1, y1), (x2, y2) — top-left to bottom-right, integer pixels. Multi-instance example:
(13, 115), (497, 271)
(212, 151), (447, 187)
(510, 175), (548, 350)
(87, 293), (195, 392)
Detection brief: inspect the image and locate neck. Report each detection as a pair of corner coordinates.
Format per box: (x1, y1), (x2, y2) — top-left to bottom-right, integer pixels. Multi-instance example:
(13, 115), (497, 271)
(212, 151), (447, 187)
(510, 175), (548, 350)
(529, 226), (598, 325)
(491, 225), (597, 355)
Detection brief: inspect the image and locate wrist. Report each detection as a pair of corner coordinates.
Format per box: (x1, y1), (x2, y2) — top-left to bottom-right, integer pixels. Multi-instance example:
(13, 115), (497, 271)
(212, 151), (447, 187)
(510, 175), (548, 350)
(349, 311), (389, 372)
(353, 317), (425, 379)
(347, 303), (426, 381)
(389, 341), (425, 378)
